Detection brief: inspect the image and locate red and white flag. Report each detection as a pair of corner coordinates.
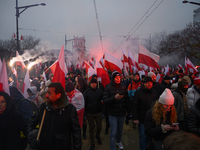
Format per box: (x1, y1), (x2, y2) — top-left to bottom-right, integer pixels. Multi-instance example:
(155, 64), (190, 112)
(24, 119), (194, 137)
(48, 60), (58, 74)
(0, 59), (10, 95)
(64, 62), (68, 76)
(178, 64), (183, 70)
(156, 73), (162, 84)
(128, 50), (141, 73)
(21, 70), (31, 98)
(122, 49), (129, 69)
(12, 67), (17, 77)
(99, 56), (104, 68)
(85, 61), (96, 82)
(164, 64), (170, 76)
(186, 58), (198, 74)
(104, 52), (123, 73)
(52, 46), (66, 89)
(42, 71), (47, 82)
(13, 32), (16, 38)
(138, 43), (160, 68)
(0, 59), (2, 74)
(15, 51), (26, 71)
(97, 61), (110, 88)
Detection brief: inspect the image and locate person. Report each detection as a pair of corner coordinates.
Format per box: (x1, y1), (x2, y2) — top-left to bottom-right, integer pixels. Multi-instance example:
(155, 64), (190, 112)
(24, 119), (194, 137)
(69, 70), (76, 84)
(160, 75), (172, 94)
(27, 82), (81, 150)
(186, 77), (200, 108)
(148, 72), (162, 97)
(122, 73), (134, 87)
(84, 78), (104, 150)
(172, 79), (189, 131)
(27, 86), (44, 107)
(66, 81), (85, 128)
(0, 92), (27, 150)
(145, 88), (179, 150)
(186, 98), (200, 137)
(103, 71), (131, 150)
(163, 131), (200, 150)
(132, 76), (158, 150)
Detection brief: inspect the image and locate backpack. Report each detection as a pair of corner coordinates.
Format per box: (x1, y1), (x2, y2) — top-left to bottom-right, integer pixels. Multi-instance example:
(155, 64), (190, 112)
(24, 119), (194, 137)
(15, 98), (38, 114)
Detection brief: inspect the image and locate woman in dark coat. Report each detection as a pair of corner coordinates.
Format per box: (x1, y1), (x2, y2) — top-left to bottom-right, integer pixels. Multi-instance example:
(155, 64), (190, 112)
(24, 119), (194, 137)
(0, 92), (27, 150)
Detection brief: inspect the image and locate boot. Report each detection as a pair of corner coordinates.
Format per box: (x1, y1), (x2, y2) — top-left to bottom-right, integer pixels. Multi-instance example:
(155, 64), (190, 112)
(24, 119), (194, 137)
(83, 124), (87, 140)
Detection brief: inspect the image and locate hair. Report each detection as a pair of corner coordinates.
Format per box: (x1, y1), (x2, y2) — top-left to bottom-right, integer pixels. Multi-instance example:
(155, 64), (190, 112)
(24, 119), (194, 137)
(48, 82), (65, 101)
(152, 101), (177, 125)
(163, 131), (200, 150)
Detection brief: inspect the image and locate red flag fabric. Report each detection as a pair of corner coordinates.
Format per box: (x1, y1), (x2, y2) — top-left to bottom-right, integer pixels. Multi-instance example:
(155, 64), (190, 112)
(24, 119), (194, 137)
(13, 33), (16, 38)
(164, 64), (170, 76)
(85, 61), (96, 82)
(21, 70), (31, 98)
(104, 52), (123, 73)
(138, 44), (160, 68)
(20, 35), (23, 40)
(15, 51), (26, 71)
(186, 58), (198, 74)
(156, 73), (163, 84)
(0, 59), (10, 95)
(48, 60), (58, 74)
(52, 46), (66, 89)
(97, 61), (110, 88)
(128, 50), (141, 73)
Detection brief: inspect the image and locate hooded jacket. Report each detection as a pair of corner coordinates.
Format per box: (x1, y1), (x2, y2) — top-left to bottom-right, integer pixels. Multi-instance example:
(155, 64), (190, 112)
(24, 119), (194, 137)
(0, 92), (27, 150)
(9, 86), (33, 120)
(186, 85), (200, 108)
(27, 97), (81, 150)
(27, 86), (44, 107)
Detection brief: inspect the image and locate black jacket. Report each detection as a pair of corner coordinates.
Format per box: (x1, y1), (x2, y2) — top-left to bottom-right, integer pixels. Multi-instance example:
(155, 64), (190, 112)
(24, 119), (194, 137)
(103, 81), (130, 117)
(186, 105), (200, 137)
(0, 92), (27, 150)
(145, 109), (175, 141)
(160, 80), (172, 94)
(132, 85), (158, 124)
(152, 82), (162, 98)
(84, 87), (103, 114)
(27, 99), (81, 150)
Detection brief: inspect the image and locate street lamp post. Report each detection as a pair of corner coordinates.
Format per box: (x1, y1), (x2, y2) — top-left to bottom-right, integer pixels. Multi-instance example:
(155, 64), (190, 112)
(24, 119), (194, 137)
(182, 1), (200, 5)
(15, 0), (45, 55)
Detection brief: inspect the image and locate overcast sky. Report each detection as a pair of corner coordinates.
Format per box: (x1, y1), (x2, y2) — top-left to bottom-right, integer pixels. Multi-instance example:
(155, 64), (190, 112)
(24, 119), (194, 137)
(0, 0), (199, 59)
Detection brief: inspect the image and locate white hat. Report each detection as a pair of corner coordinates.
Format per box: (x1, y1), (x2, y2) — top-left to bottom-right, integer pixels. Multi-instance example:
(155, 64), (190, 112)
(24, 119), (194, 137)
(148, 72), (156, 77)
(158, 88), (174, 105)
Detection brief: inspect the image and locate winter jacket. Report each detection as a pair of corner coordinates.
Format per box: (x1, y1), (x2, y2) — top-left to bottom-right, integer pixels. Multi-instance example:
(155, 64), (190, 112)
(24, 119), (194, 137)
(27, 86), (44, 107)
(127, 80), (141, 97)
(0, 92), (27, 150)
(186, 105), (200, 137)
(9, 86), (33, 120)
(103, 81), (130, 117)
(84, 87), (103, 114)
(145, 109), (176, 141)
(172, 88), (185, 122)
(27, 98), (81, 150)
(132, 85), (158, 124)
(160, 80), (172, 94)
(186, 85), (200, 108)
(152, 82), (162, 98)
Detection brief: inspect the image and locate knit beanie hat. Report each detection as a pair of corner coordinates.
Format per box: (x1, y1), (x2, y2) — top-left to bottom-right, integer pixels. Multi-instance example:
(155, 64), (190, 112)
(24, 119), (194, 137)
(65, 81), (75, 92)
(194, 77), (200, 86)
(148, 72), (156, 77)
(182, 76), (191, 85)
(159, 88), (174, 105)
(112, 71), (120, 80)
(143, 76), (153, 83)
(90, 78), (97, 83)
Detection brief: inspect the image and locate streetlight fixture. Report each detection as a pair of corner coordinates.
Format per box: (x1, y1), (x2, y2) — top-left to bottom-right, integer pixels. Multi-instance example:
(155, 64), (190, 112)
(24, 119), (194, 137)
(15, 0), (46, 55)
(182, 1), (200, 5)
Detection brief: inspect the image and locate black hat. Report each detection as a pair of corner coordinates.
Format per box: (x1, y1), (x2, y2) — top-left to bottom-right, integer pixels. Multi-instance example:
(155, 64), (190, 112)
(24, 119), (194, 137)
(179, 69), (183, 73)
(90, 78), (97, 83)
(143, 76), (153, 83)
(112, 71), (120, 80)
(163, 75), (171, 80)
(134, 73), (140, 76)
(65, 81), (75, 92)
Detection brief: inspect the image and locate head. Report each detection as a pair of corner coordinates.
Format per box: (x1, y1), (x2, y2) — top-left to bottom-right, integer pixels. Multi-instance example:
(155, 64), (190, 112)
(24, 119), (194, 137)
(178, 79), (188, 94)
(91, 74), (97, 80)
(46, 82), (65, 106)
(70, 71), (76, 78)
(0, 95), (6, 114)
(143, 77), (153, 89)
(112, 71), (121, 84)
(163, 131), (200, 150)
(31, 79), (38, 87)
(129, 73), (134, 80)
(65, 82), (75, 97)
(90, 78), (97, 89)
(163, 75), (171, 84)
(159, 88), (174, 112)
(148, 72), (156, 83)
(194, 77), (200, 90)
(27, 86), (37, 97)
(67, 73), (70, 78)
(0, 92), (14, 114)
(134, 73), (140, 82)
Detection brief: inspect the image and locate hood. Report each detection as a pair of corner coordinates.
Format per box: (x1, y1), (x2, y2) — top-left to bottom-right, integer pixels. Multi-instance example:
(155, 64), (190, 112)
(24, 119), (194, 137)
(27, 86), (37, 95)
(9, 86), (24, 103)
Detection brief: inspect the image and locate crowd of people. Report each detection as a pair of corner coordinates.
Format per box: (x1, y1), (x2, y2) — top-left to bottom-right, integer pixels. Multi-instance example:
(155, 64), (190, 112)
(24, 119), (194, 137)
(1, 67), (200, 150)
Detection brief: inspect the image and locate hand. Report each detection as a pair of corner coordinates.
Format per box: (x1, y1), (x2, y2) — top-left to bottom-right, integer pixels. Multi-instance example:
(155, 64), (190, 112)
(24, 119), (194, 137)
(115, 93), (124, 100)
(163, 124), (173, 131)
(28, 129), (41, 149)
(133, 120), (139, 125)
(171, 125), (179, 131)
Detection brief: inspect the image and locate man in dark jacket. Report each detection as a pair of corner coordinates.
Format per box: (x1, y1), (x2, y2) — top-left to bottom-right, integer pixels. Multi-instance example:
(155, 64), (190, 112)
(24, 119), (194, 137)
(132, 76), (158, 150)
(84, 78), (104, 150)
(160, 75), (172, 94)
(27, 82), (81, 150)
(103, 71), (130, 150)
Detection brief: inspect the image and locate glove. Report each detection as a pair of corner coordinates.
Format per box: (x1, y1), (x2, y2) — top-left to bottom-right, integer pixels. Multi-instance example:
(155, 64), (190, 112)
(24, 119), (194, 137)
(28, 129), (41, 149)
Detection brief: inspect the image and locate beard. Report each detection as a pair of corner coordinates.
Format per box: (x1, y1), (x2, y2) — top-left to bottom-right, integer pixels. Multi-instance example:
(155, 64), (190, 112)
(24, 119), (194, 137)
(47, 98), (61, 106)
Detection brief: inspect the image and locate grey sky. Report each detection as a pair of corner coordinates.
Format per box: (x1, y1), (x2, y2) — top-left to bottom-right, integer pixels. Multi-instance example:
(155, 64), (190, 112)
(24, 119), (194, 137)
(0, 0), (199, 59)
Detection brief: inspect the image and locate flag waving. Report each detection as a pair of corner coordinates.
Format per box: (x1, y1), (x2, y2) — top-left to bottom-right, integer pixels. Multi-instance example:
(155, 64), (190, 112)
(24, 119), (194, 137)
(52, 46), (66, 89)
(0, 59), (10, 95)
(21, 70), (31, 98)
(97, 61), (110, 88)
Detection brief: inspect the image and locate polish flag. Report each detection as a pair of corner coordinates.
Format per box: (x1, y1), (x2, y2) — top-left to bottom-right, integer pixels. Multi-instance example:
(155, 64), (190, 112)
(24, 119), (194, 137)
(97, 61), (110, 88)
(15, 51), (26, 71)
(85, 61), (96, 82)
(185, 57), (188, 75)
(12, 67), (17, 77)
(52, 46), (66, 89)
(128, 50), (141, 73)
(21, 70), (31, 98)
(20, 35), (23, 40)
(104, 52), (123, 73)
(186, 58), (198, 74)
(164, 64), (170, 76)
(13, 33), (16, 38)
(123, 65), (129, 79)
(0, 59), (10, 95)
(64, 62), (68, 76)
(0, 59), (2, 74)
(178, 64), (183, 70)
(122, 49), (129, 69)
(138, 44), (160, 68)
(82, 61), (85, 68)
(42, 71), (47, 82)
(99, 56), (104, 68)
(156, 73), (163, 84)
(48, 60), (58, 74)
